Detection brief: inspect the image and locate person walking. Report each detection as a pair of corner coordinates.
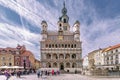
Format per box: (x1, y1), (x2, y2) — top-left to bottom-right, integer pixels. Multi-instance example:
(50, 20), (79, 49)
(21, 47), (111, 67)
(37, 70), (40, 78)
(52, 69), (54, 75)
(4, 70), (11, 80)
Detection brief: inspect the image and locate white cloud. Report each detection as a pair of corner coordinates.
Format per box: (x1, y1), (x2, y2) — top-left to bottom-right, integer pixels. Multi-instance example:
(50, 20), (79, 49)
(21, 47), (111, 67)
(82, 16), (120, 56)
(0, 0), (58, 30)
(0, 22), (40, 59)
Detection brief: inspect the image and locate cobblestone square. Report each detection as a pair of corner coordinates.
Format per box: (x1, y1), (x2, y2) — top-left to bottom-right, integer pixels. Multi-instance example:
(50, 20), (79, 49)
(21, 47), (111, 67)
(0, 74), (120, 80)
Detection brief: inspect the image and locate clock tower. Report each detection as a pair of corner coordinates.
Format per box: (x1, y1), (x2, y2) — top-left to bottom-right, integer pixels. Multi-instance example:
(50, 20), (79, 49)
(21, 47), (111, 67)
(57, 2), (70, 32)
(40, 2), (82, 73)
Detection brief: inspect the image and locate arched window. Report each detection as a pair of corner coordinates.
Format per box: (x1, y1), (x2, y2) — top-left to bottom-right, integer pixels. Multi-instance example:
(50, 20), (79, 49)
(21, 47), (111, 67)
(64, 19), (66, 23)
(53, 62), (57, 68)
(65, 44), (67, 48)
(59, 24), (62, 26)
(65, 54), (70, 59)
(72, 63), (77, 68)
(72, 54), (76, 59)
(59, 54), (64, 59)
(46, 54), (51, 59)
(68, 44), (70, 48)
(55, 44), (58, 48)
(47, 63), (51, 68)
(66, 62), (70, 68)
(62, 44), (64, 48)
(71, 44), (73, 48)
(49, 44), (51, 48)
(52, 44), (54, 48)
(53, 54), (58, 59)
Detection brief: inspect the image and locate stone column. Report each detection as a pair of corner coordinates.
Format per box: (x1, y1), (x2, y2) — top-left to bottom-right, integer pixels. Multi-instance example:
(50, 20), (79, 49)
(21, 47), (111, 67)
(57, 54), (59, 60)
(70, 54), (72, 60)
(64, 54), (65, 59)
(50, 54), (53, 59)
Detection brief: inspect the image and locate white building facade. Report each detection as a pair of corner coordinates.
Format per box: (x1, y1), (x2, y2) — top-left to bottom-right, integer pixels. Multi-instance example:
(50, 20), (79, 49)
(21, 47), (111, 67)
(103, 44), (120, 70)
(40, 3), (82, 72)
(94, 49), (105, 67)
(83, 56), (88, 69)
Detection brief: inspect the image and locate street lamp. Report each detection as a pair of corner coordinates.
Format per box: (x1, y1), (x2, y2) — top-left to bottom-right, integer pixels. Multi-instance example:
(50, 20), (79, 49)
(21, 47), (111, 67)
(23, 60), (26, 70)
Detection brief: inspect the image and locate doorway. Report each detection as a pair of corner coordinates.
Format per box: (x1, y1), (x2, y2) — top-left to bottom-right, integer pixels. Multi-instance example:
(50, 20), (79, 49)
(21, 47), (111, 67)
(60, 63), (64, 70)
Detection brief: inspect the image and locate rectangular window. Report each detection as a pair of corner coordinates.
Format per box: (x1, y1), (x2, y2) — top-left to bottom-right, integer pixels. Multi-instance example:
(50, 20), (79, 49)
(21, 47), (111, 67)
(111, 56), (113, 60)
(111, 51), (113, 53)
(115, 60), (118, 64)
(116, 55), (118, 58)
(9, 57), (11, 60)
(46, 44), (48, 48)
(111, 61), (113, 64)
(116, 49), (118, 52)
(1, 57), (5, 60)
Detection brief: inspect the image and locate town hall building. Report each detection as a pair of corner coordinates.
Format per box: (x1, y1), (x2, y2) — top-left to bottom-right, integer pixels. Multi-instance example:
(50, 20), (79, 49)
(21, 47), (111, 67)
(40, 3), (82, 72)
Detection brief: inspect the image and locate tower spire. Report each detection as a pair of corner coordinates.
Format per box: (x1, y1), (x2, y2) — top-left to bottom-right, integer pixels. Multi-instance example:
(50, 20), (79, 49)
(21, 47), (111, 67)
(62, 1), (67, 15)
(58, 1), (70, 32)
(63, 1), (65, 8)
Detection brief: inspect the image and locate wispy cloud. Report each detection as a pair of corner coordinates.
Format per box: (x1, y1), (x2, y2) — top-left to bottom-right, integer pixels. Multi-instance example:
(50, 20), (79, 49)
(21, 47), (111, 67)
(0, 22), (40, 59)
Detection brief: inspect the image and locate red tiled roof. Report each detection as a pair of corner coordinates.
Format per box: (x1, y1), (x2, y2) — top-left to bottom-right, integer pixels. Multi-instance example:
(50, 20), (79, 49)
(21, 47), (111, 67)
(103, 44), (120, 52)
(0, 47), (17, 52)
(21, 51), (34, 57)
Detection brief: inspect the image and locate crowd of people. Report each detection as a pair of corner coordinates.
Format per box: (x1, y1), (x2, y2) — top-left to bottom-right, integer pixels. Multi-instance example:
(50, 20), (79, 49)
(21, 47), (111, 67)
(0, 69), (36, 80)
(3, 70), (21, 80)
(37, 69), (60, 78)
(0, 69), (61, 80)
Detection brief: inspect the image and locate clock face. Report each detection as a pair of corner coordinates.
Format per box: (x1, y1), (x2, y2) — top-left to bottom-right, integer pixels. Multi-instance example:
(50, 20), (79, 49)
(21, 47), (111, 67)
(62, 8), (67, 14)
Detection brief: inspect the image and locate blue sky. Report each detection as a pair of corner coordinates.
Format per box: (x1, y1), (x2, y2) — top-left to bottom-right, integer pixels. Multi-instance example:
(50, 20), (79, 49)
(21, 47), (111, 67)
(0, 0), (120, 59)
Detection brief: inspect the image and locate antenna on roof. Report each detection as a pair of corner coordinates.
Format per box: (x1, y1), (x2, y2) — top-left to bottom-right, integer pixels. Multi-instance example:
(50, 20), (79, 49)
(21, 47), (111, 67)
(63, 1), (65, 7)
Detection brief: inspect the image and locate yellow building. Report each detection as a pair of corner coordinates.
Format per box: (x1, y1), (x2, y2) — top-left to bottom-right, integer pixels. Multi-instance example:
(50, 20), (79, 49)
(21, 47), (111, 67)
(21, 51), (35, 69)
(0, 49), (15, 66)
(88, 50), (99, 70)
(35, 59), (40, 69)
(0, 45), (36, 70)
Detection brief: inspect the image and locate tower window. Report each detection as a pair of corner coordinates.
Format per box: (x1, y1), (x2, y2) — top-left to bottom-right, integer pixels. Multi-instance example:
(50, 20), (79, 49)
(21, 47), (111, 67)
(64, 19), (66, 23)
(59, 24), (61, 26)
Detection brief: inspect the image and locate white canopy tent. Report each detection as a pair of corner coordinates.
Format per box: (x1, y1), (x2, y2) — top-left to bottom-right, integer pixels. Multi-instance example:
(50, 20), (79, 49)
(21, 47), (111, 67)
(0, 66), (24, 69)
(0, 66), (11, 69)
